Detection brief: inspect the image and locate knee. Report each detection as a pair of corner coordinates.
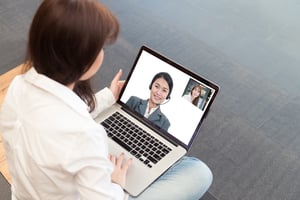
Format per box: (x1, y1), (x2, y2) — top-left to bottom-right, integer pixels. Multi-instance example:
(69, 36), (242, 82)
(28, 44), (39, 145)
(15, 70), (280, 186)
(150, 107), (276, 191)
(199, 160), (213, 189)
(186, 157), (213, 197)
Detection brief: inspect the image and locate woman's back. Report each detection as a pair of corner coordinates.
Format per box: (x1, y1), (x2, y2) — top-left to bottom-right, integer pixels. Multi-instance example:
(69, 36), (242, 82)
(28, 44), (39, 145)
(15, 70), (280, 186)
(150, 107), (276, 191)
(0, 69), (113, 199)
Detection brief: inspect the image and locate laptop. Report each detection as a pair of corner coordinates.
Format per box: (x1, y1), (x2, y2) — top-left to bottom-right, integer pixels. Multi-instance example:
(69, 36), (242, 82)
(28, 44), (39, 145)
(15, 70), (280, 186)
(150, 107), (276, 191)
(94, 45), (219, 197)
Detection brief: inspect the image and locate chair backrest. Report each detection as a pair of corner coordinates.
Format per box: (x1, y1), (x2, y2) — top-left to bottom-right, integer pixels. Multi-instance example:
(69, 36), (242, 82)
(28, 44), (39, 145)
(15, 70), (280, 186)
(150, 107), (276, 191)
(0, 64), (23, 185)
(0, 65), (23, 106)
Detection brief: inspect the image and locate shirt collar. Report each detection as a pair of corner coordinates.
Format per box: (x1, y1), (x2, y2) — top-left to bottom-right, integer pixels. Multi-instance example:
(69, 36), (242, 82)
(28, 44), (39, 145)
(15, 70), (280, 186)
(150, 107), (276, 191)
(144, 100), (159, 118)
(24, 68), (91, 118)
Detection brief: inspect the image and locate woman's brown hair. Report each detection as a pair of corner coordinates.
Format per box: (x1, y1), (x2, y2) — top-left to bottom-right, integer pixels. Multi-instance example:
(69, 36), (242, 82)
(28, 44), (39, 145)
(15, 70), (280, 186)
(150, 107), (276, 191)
(191, 85), (202, 106)
(24, 0), (119, 111)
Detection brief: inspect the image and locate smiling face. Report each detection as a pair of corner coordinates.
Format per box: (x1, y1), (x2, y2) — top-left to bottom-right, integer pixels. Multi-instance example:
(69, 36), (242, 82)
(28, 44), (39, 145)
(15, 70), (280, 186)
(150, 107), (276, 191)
(191, 86), (201, 99)
(149, 77), (170, 107)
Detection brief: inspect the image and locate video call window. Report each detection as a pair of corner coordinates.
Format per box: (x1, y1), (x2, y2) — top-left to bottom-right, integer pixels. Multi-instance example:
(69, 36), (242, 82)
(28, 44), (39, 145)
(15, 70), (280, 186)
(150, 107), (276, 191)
(120, 50), (216, 146)
(181, 78), (213, 111)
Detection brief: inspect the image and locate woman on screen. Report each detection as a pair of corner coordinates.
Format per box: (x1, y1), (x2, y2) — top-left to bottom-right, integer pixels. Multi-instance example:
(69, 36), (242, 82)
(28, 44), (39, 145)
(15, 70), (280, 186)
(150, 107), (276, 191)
(126, 72), (173, 131)
(183, 84), (204, 108)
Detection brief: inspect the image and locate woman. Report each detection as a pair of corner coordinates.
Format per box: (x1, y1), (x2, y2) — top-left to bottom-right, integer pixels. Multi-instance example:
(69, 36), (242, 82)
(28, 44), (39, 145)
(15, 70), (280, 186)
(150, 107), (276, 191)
(183, 84), (204, 108)
(126, 72), (172, 131)
(0, 1), (212, 199)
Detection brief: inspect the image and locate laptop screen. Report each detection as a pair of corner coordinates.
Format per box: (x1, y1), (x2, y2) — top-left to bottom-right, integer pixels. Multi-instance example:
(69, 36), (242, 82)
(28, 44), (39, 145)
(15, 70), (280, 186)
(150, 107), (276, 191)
(119, 46), (219, 149)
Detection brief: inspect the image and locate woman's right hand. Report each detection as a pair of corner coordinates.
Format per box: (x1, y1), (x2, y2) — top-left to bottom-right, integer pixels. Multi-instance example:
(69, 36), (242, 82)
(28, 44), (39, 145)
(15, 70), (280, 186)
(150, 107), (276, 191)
(109, 153), (132, 188)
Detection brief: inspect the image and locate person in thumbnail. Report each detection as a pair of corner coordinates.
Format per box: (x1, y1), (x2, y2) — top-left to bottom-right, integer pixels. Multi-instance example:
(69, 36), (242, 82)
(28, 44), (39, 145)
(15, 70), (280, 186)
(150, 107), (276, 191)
(126, 72), (173, 131)
(183, 84), (204, 108)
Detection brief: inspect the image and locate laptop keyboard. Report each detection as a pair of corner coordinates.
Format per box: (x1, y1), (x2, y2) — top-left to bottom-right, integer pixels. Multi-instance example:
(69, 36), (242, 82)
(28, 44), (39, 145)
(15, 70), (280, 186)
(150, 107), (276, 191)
(101, 112), (172, 168)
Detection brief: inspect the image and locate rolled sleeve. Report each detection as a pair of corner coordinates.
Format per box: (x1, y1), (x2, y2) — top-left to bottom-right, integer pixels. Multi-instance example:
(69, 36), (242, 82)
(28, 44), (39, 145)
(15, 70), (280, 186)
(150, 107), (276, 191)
(90, 87), (115, 118)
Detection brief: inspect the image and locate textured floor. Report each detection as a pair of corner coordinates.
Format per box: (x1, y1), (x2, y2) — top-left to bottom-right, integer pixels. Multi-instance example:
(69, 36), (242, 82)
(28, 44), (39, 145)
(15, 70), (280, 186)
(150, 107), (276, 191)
(0, 172), (10, 200)
(1, 1), (300, 200)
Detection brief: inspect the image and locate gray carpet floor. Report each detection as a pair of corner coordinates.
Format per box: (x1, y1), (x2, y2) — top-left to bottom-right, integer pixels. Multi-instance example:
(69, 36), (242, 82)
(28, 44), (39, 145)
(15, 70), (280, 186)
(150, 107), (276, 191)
(1, 1), (300, 200)
(0, 172), (10, 200)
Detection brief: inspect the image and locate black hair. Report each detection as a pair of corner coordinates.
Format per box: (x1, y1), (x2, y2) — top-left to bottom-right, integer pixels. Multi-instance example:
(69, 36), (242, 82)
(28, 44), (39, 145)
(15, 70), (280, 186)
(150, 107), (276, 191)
(149, 72), (173, 99)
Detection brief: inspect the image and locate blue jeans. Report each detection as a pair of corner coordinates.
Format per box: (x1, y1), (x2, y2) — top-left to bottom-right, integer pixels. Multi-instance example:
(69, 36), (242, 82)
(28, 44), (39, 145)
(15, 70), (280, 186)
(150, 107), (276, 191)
(128, 156), (213, 200)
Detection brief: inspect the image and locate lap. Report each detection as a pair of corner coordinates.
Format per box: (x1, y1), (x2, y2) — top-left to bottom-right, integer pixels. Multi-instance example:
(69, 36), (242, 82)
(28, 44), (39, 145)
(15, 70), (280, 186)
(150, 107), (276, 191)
(128, 156), (213, 200)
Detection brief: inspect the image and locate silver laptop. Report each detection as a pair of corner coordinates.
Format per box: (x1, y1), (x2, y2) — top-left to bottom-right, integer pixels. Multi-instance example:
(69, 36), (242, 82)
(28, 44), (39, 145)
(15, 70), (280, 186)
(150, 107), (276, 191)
(95, 46), (219, 197)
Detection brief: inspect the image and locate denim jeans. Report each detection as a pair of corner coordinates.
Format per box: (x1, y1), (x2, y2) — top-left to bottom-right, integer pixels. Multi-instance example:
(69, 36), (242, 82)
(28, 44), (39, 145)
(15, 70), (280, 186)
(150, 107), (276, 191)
(128, 156), (213, 200)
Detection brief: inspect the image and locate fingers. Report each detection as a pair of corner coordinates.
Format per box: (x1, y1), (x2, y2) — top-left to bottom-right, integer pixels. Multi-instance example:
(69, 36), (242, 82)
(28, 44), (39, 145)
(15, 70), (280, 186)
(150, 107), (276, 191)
(117, 153), (133, 171)
(112, 69), (123, 84)
(109, 154), (116, 164)
(110, 69), (125, 101)
(118, 80), (125, 88)
(122, 157), (133, 171)
(109, 153), (132, 188)
(116, 153), (125, 167)
(109, 153), (133, 170)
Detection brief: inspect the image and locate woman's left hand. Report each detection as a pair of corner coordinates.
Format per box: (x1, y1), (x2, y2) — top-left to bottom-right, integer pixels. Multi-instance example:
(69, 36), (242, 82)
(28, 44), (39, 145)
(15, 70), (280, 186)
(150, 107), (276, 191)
(109, 69), (125, 101)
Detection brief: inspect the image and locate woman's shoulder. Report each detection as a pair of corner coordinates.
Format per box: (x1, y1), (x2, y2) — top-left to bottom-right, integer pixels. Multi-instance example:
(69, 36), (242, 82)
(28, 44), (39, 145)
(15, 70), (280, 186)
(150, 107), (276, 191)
(128, 95), (141, 100)
(127, 96), (144, 103)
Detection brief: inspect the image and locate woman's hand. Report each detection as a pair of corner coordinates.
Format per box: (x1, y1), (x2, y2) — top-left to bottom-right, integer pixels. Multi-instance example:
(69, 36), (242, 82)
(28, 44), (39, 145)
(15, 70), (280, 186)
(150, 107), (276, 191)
(109, 69), (125, 101)
(109, 153), (132, 188)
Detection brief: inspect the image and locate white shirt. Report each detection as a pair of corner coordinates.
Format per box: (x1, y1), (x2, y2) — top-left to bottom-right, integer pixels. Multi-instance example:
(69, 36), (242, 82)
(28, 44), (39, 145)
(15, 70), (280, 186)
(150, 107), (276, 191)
(183, 94), (204, 108)
(144, 101), (158, 118)
(0, 68), (126, 200)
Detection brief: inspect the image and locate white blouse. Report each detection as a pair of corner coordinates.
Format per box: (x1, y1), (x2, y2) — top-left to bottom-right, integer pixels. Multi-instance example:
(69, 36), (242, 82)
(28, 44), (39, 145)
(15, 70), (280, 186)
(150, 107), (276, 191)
(0, 68), (126, 200)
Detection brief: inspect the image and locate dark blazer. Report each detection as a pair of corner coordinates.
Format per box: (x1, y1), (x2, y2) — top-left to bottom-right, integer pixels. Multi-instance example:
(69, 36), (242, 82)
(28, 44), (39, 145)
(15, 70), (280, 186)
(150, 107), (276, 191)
(126, 96), (170, 131)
